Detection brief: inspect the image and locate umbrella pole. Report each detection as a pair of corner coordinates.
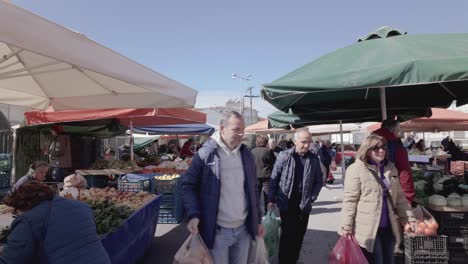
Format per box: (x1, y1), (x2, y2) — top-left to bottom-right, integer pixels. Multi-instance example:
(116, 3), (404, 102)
(339, 120), (346, 186)
(380, 87), (387, 120)
(130, 119), (134, 161)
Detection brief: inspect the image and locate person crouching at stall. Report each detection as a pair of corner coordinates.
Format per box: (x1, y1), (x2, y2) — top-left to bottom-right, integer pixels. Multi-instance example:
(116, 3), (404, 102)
(12, 161), (50, 192)
(0, 181), (110, 264)
(340, 134), (415, 264)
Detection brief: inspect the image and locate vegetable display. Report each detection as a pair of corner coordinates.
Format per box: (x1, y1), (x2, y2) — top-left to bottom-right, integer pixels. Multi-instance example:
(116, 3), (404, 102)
(60, 187), (157, 235)
(86, 200), (134, 235)
(77, 187), (156, 210)
(0, 226), (10, 243)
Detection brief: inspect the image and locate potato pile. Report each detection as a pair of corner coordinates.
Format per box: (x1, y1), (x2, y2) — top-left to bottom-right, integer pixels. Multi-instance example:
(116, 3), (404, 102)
(77, 187), (156, 210)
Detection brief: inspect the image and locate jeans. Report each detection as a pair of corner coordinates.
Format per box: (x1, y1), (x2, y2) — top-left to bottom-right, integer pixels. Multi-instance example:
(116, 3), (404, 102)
(210, 224), (251, 264)
(361, 227), (395, 264)
(279, 204), (309, 264)
(51, 167), (69, 182)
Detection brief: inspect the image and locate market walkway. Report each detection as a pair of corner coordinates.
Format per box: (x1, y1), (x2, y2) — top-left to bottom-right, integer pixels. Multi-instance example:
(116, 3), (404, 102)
(140, 173), (344, 264)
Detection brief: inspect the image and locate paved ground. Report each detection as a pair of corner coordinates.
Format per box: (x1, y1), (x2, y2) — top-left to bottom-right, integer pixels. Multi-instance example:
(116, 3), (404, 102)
(141, 171), (344, 264)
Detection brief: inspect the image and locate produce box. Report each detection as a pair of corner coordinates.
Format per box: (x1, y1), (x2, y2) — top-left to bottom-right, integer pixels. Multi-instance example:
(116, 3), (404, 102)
(450, 161), (465, 176)
(404, 234), (448, 260)
(101, 195), (161, 264)
(429, 209), (468, 230)
(449, 249), (468, 264)
(440, 227), (468, 252)
(154, 175), (180, 194)
(118, 178), (151, 192)
(83, 175), (109, 188)
(158, 184), (184, 224)
(158, 208), (178, 224)
(0, 172), (10, 188)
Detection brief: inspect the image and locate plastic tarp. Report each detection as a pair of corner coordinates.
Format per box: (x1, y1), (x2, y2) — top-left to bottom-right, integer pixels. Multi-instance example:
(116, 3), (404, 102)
(134, 124), (215, 135)
(0, 1), (197, 110)
(24, 108), (206, 127)
(101, 195), (161, 264)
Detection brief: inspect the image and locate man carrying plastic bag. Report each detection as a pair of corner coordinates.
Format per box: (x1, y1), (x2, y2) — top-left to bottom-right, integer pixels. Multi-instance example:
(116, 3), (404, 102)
(181, 111), (264, 264)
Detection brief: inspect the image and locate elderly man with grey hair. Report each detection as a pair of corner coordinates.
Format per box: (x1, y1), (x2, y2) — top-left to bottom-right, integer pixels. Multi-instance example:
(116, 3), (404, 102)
(182, 110), (263, 264)
(268, 138), (283, 155)
(268, 128), (323, 264)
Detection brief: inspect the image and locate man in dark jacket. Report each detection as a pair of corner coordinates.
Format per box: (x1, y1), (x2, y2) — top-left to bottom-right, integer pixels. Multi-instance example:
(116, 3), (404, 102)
(373, 119), (415, 203)
(318, 140), (332, 184)
(182, 111), (263, 264)
(252, 136), (276, 213)
(268, 129), (323, 264)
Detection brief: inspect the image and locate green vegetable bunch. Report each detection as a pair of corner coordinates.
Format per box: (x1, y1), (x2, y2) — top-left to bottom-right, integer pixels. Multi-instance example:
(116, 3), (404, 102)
(86, 200), (134, 235)
(0, 226), (10, 243)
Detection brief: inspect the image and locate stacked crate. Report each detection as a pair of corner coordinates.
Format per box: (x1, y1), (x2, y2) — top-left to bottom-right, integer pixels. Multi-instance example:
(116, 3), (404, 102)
(155, 175), (184, 224)
(431, 210), (468, 263)
(117, 176), (151, 192)
(404, 235), (448, 264)
(0, 154), (12, 188)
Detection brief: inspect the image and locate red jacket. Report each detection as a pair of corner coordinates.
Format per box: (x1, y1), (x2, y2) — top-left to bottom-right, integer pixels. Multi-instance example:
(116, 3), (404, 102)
(180, 142), (194, 157)
(373, 128), (415, 202)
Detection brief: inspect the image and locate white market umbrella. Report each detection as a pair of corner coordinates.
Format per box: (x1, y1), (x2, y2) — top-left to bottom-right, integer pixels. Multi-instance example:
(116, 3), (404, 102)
(0, 0), (197, 111)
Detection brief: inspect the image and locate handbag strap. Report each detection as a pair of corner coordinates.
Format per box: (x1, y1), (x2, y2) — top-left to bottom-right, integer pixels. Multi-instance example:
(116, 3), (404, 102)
(368, 169), (399, 220)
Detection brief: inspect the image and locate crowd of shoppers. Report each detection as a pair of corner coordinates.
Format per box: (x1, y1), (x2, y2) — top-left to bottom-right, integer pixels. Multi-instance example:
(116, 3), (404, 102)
(177, 115), (416, 264)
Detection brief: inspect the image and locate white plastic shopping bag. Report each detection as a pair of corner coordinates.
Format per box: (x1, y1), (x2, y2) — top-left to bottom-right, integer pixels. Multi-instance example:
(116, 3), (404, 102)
(173, 233), (213, 264)
(254, 237), (270, 264)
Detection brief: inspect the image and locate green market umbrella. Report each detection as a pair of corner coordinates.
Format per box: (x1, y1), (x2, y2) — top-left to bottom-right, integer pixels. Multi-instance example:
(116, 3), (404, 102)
(262, 26), (468, 122)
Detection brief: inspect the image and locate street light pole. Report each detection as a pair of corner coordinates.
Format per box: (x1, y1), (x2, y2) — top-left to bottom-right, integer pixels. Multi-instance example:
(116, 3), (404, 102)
(244, 86), (259, 125)
(232, 73), (251, 116)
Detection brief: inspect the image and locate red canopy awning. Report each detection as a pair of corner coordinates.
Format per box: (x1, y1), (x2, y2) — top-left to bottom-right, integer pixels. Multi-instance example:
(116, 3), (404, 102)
(25, 107), (206, 127)
(367, 108), (468, 132)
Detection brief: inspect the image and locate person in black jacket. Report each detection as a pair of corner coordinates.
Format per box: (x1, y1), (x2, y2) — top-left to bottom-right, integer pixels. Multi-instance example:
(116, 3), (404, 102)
(268, 129), (323, 264)
(318, 140), (333, 184)
(252, 136), (276, 213)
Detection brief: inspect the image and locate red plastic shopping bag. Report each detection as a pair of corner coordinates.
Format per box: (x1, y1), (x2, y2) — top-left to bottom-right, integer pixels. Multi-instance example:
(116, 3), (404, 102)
(328, 235), (368, 264)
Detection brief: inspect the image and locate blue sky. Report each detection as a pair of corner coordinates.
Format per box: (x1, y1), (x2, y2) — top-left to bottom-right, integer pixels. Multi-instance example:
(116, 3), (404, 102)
(11, 0), (468, 117)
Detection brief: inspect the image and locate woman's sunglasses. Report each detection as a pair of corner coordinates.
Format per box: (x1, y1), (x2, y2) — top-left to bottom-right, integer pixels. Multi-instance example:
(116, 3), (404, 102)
(371, 145), (387, 152)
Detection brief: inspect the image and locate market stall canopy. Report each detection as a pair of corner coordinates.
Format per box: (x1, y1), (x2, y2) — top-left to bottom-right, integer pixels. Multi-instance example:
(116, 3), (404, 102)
(245, 119), (294, 134)
(307, 123), (361, 136)
(133, 135), (160, 153)
(368, 108), (468, 132)
(18, 118), (127, 138)
(0, 0), (197, 110)
(134, 124), (215, 135)
(24, 108), (206, 127)
(262, 26), (468, 122)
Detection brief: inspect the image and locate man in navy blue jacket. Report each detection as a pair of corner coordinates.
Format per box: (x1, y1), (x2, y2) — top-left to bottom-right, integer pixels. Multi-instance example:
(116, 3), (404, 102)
(182, 111), (263, 264)
(268, 128), (323, 264)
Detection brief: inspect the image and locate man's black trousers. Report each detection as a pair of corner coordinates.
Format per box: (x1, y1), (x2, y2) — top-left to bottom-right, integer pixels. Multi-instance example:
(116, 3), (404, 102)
(279, 205), (309, 264)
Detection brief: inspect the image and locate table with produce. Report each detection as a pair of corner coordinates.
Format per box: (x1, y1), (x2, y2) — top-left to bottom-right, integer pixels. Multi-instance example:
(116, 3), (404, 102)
(0, 175), (161, 264)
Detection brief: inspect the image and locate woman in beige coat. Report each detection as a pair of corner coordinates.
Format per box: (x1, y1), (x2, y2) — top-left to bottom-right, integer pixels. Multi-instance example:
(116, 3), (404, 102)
(340, 134), (414, 264)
